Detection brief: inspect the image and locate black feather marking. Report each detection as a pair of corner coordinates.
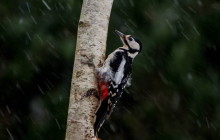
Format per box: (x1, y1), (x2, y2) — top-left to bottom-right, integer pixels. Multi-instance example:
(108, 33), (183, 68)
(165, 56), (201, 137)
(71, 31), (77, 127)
(110, 51), (123, 73)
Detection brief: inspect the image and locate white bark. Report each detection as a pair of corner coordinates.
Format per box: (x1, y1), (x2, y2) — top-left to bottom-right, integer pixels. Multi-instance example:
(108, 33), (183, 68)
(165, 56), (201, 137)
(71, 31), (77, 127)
(65, 0), (114, 140)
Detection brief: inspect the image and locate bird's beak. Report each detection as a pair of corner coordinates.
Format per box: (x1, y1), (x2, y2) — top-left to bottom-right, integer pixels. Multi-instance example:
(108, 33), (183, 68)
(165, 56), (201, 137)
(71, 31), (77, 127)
(115, 30), (125, 44)
(115, 30), (124, 38)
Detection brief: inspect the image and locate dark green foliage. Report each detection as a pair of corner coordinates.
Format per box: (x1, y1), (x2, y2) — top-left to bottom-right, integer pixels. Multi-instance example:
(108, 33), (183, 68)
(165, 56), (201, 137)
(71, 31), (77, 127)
(0, 0), (220, 140)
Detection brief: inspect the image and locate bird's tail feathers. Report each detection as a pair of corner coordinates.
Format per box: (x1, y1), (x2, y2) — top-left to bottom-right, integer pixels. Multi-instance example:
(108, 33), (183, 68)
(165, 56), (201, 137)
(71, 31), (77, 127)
(94, 98), (108, 137)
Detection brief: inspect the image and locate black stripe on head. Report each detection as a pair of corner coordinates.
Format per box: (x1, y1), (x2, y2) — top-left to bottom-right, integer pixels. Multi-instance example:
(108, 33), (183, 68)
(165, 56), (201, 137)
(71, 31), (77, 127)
(123, 36), (142, 53)
(133, 37), (142, 53)
(123, 36), (130, 48)
(123, 37), (135, 53)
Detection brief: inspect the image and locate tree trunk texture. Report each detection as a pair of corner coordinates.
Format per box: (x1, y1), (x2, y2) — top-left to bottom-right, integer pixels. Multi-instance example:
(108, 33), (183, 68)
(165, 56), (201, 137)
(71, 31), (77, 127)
(65, 0), (114, 140)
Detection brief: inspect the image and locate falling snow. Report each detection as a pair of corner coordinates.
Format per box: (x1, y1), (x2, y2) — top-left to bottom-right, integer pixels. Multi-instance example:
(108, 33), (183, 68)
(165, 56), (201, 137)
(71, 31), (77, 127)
(0, 0), (220, 140)
(42, 0), (52, 11)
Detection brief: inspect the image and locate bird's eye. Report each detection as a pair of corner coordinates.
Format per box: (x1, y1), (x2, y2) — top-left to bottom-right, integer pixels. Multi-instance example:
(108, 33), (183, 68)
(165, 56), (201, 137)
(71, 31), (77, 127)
(128, 37), (133, 41)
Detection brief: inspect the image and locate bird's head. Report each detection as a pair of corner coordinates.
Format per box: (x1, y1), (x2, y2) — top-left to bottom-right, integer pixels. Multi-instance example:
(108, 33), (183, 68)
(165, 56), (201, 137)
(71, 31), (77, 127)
(115, 30), (142, 54)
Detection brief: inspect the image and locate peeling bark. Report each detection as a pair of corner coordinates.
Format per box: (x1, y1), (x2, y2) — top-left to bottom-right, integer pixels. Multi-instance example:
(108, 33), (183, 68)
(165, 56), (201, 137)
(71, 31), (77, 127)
(65, 0), (114, 140)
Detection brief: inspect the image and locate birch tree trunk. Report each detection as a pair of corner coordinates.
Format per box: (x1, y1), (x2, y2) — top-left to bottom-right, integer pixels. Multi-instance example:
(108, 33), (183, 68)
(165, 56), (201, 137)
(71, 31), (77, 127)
(65, 0), (114, 140)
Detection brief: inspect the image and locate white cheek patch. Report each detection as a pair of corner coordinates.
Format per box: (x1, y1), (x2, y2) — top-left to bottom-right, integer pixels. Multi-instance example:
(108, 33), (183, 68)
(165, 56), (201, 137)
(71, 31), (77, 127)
(130, 41), (140, 50)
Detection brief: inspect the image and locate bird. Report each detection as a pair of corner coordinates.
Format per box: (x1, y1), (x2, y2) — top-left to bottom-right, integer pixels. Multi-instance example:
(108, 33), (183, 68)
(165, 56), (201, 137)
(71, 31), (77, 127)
(94, 30), (142, 137)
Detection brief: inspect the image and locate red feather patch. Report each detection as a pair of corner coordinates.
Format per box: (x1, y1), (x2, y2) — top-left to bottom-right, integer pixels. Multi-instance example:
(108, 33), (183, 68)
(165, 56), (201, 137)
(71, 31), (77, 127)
(99, 82), (109, 100)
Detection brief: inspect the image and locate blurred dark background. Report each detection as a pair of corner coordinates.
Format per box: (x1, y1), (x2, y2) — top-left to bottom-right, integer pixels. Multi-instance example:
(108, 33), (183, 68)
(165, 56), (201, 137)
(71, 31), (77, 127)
(0, 0), (220, 140)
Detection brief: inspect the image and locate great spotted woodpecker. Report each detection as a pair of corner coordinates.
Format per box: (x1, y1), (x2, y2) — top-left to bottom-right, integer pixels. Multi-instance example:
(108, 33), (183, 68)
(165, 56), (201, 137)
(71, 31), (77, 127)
(94, 30), (142, 136)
